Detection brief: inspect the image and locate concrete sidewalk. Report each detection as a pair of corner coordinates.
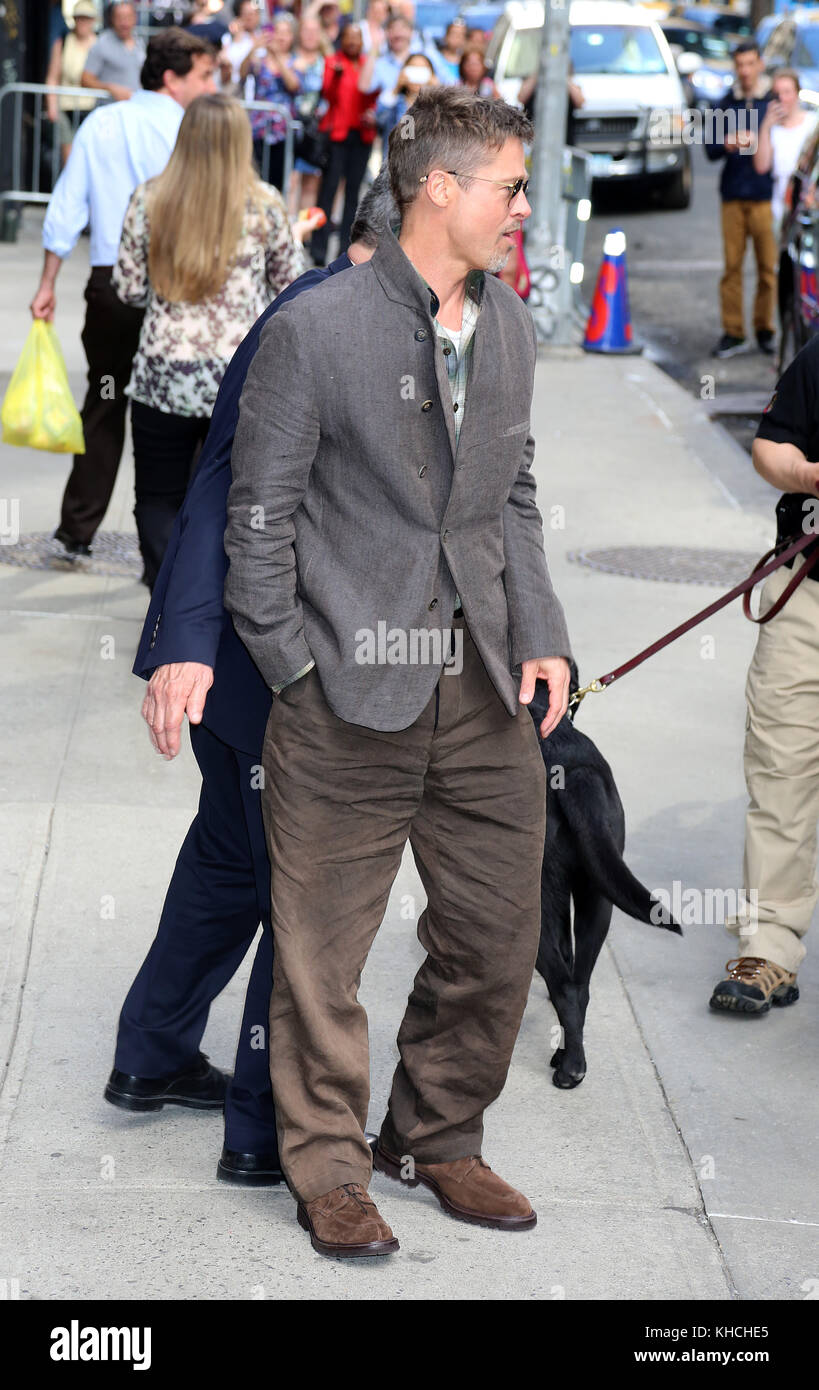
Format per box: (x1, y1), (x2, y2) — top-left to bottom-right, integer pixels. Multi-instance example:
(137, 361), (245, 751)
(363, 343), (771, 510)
(0, 211), (815, 1301)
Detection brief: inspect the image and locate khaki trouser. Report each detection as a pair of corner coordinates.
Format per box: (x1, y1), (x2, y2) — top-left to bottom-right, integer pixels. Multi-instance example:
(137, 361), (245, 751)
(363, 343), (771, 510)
(261, 619), (547, 1202)
(727, 555), (819, 973)
(720, 199), (776, 341)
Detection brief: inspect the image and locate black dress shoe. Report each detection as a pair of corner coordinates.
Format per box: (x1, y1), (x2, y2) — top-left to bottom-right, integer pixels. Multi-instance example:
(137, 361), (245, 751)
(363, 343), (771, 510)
(53, 527), (92, 558)
(216, 1146), (284, 1186)
(104, 1051), (229, 1112)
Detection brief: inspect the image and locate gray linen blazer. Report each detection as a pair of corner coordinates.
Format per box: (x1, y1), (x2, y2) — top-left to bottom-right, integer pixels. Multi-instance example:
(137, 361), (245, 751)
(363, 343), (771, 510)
(224, 224), (572, 733)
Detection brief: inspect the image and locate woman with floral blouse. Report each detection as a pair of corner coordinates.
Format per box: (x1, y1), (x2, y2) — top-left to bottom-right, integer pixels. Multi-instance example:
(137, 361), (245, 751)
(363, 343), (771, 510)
(112, 91), (309, 590)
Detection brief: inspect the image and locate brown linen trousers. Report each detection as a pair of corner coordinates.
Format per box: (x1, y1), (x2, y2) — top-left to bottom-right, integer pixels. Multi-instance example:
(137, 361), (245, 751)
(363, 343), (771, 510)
(261, 618), (547, 1202)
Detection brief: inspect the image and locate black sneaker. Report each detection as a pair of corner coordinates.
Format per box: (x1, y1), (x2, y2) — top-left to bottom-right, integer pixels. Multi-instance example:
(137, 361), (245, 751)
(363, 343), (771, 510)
(756, 329), (776, 355)
(53, 527), (92, 559)
(713, 334), (748, 358)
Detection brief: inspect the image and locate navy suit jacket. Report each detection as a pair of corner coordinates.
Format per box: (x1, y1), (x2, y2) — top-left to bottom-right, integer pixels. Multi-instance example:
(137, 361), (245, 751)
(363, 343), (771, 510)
(132, 252), (355, 757)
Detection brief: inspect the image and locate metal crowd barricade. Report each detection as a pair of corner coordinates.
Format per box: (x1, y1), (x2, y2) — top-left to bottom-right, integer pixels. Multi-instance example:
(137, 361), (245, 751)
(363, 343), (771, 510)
(0, 83), (110, 240)
(0, 82), (298, 242)
(241, 98), (298, 193)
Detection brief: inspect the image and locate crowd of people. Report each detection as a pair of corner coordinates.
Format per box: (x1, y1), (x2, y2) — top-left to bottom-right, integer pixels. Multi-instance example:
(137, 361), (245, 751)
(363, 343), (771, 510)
(35, 5), (533, 581)
(46, 2), (505, 227)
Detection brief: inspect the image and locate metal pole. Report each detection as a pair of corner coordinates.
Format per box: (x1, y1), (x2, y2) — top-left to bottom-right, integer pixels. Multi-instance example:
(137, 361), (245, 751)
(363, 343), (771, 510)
(526, 0), (574, 345)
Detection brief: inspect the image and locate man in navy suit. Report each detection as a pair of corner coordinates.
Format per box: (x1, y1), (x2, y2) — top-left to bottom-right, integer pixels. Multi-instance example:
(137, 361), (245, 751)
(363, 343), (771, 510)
(105, 173), (398, 1185)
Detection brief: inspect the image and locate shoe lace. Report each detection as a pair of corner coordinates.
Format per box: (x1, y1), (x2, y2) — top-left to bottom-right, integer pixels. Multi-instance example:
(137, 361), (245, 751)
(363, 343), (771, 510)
(725, 956), (767, 982)
(341, 1183), (374, 1214)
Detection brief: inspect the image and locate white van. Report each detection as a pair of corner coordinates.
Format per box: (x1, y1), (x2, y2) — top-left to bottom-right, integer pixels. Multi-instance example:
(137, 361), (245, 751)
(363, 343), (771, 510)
(487, 0), (692, 208)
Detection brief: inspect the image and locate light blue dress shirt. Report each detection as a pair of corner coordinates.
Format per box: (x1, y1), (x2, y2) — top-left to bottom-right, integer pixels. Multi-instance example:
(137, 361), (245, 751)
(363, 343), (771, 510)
(42, 90), (184, 267)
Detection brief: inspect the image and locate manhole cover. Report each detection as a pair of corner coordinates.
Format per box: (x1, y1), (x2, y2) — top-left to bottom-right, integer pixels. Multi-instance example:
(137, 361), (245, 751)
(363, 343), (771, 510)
(568, 546), (762, 586)
(0, 531), (142, 578)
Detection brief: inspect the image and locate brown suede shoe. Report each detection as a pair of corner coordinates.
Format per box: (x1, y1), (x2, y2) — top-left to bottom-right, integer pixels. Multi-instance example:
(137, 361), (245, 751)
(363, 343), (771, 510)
(374, 1146), (536, 1230)
(297, 1183), (399, 1259)
(710, 956), (799, 1015)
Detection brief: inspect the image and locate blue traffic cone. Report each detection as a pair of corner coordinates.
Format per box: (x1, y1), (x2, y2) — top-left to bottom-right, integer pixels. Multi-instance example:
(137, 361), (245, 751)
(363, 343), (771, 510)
(583, 230), (641, 354)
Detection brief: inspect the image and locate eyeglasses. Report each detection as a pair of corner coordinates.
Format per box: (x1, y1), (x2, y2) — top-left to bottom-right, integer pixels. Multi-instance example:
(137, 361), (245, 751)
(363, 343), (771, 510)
(419, 171), (530, 204)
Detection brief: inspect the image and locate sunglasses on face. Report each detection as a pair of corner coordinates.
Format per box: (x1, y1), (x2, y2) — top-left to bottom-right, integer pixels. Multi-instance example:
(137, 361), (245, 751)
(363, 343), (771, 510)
(419, 172), (530, 205)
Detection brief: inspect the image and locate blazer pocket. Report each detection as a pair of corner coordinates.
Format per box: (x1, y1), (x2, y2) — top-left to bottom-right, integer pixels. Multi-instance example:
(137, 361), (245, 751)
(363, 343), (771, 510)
(501, 420), (530, 437)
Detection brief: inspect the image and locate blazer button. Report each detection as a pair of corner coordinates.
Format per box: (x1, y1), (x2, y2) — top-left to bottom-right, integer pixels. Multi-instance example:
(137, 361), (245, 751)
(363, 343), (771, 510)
(415, 328), (428, 341)
(418, 464), (428, 477)
(421, 399), (433, 412)
(428, 597), (439, 610)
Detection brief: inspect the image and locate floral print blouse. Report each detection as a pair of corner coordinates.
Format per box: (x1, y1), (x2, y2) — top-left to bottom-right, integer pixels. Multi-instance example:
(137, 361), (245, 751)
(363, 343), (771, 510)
(112, 180), (305, 418)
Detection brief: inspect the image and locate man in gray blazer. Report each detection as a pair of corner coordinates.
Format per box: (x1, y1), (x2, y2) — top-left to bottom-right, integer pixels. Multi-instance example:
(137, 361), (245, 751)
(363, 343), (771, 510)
(225, 86), (572, 1259)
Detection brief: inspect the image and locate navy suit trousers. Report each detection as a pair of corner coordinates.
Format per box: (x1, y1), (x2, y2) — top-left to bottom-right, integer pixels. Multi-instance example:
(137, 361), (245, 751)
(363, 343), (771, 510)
(113, 721), (277, 1154)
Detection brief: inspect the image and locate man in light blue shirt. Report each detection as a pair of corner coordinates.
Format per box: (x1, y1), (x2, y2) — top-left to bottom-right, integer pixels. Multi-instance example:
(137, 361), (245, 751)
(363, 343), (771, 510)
(30, 27), (216, 558)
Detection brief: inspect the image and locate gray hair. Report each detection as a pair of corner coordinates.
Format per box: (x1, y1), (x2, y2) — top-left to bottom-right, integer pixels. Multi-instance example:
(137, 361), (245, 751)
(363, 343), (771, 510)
(273, 11), (298, 35)
(387, 86), (532, 220)
(349, 165), (399, 249)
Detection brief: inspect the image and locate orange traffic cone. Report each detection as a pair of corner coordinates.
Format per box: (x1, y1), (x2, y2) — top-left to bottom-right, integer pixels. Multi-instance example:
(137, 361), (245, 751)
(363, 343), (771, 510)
(583, 229), (641, 355)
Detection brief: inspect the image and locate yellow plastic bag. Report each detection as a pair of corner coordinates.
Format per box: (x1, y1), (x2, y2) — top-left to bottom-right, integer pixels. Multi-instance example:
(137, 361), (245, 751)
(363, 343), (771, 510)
(1, 319), (85, 454)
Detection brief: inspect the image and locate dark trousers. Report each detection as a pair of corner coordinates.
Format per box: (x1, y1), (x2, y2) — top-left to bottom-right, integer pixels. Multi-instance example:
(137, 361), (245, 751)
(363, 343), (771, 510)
(59, 266), (144, 545)
(130, 401), (210, 591)
(253, 137), (286, 192)
(311, 131), (372, 263)
(114, 721), (278, 1155)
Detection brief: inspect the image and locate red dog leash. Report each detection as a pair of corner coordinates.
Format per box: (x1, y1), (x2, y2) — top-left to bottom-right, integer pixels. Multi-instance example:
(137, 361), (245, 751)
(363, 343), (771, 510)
(569, 531), (819, 714)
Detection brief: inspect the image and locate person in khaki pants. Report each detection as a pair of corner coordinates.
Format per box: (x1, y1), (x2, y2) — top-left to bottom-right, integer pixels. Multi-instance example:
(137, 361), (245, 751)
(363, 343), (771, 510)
(225, 88), (572, 1258)
(705, 41), (775, 360)
(711, 336), (819, 1013)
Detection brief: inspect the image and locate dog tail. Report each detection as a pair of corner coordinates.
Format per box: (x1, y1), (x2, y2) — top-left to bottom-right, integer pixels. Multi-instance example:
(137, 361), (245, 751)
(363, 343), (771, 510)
(556, 770), (682, 935)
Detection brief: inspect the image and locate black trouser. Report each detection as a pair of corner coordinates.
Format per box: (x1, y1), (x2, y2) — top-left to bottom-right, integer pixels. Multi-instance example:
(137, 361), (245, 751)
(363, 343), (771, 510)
(252, 137), (286, 192)
(130, 401), (210, 590)
(311, 131), (372, 263)
(114, 721), (278, 1155)
(58, 266), (145, 546)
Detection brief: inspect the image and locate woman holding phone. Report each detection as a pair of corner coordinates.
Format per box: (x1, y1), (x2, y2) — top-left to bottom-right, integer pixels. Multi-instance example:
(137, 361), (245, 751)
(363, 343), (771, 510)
(754, 69), (816, 232)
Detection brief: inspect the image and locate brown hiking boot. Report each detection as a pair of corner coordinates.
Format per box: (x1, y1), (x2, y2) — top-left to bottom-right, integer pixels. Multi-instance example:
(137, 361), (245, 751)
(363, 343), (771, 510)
(374, 1146), (536, 1230)
(710, 956), (799, 1015)
(297, 1183), (399, 1259)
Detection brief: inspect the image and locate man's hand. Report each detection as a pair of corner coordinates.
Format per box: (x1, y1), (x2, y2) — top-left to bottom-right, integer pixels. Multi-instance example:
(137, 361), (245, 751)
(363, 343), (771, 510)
(518, 656), (570, 739)
(30, 282), (56, 320)
(142, 662), (214, 760)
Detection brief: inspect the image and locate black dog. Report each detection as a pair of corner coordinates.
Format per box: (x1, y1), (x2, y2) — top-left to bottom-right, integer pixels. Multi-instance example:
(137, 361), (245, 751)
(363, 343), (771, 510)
(527, 668), (681, 1090)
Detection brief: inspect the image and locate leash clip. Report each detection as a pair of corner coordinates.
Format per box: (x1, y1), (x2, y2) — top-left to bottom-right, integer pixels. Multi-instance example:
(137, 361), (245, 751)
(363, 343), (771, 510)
(568, 678), (605, 714)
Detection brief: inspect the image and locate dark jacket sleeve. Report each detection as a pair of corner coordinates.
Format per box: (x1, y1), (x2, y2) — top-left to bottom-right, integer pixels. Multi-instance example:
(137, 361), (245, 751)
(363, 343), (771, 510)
(704, 94), (730, 163)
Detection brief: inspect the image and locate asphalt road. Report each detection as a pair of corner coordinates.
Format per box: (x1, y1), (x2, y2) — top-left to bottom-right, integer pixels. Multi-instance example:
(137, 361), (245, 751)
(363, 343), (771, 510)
(582, 144), (780, 457)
